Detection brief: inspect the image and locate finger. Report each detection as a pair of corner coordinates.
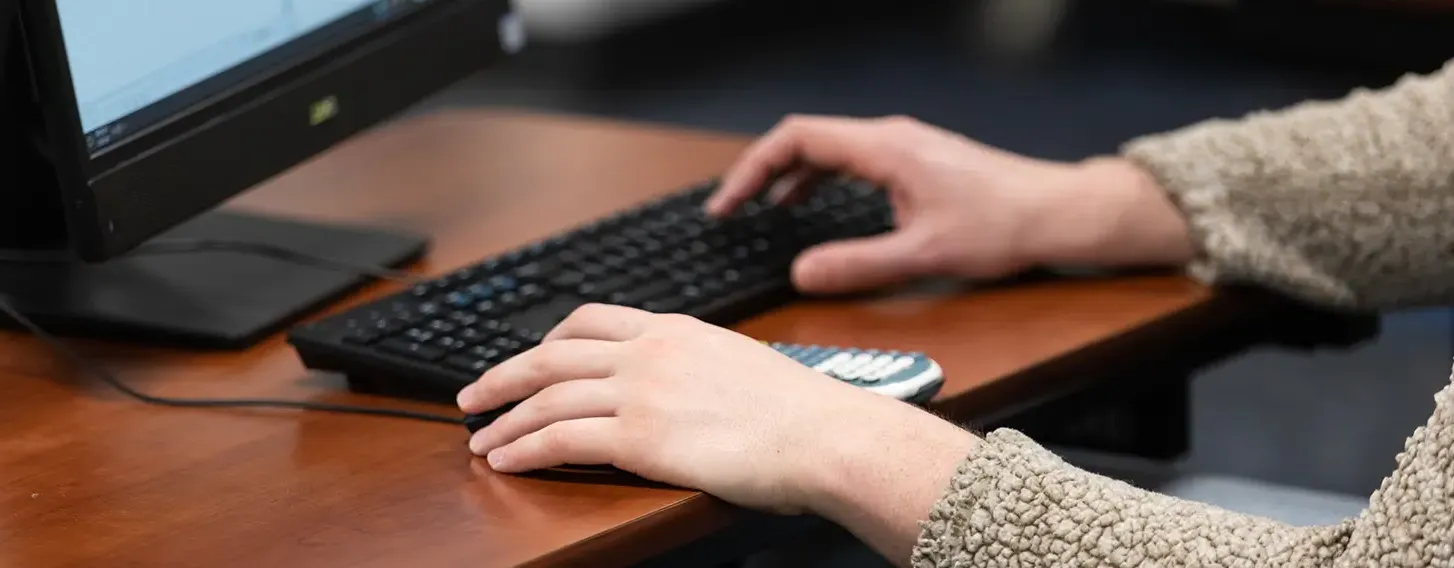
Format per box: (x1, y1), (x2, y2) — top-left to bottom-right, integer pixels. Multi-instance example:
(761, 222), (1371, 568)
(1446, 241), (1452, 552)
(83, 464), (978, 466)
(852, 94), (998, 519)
(469, 379), (620, 455)
(541, 303), (655, 343)
(456, 339), (620, 414)
(706, 116), (893, 216)
(485, 417), (619, 473)
(765, 167), (830, 207)
(792, 230), (932, 294)
(762, 167), (807, 205)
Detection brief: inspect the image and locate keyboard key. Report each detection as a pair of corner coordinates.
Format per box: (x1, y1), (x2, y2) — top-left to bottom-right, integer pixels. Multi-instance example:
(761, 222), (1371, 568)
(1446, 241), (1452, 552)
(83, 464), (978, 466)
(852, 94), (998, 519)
(427, 320), (458, 333)
(518, 284), (548, 303)
(473, 300), (500, 316)
(342, 330), (380, 345)
(468, 345), (503, 361)
(551, 271), (586, 289)
(489, 337), (524, 353)
(610, 280), (674, 306)
(515, 260), (563, 280)
(643, 296), (687, 314)
(433, 336), (469, 352)
(465, 283), (495, 298)
(490, 276), (518, 291)
(593, 275), (634, 298)
(477, 319), (509, 334)
(378, 339), (446, 362)
(447, 312), (480, 326)
(504, 296), (589, 335)
(444, 356), (492, 375)
(457, 327), (490, 344)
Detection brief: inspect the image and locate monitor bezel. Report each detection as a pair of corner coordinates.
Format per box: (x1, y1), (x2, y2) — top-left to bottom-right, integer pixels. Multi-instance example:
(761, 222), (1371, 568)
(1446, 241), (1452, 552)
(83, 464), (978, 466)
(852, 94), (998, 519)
(17, 0), (514, 261)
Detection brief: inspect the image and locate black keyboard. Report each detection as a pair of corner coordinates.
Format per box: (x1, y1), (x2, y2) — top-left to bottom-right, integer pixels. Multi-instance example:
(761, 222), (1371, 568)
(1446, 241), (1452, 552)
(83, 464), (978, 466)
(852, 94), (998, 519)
(287, 178), (893, 400)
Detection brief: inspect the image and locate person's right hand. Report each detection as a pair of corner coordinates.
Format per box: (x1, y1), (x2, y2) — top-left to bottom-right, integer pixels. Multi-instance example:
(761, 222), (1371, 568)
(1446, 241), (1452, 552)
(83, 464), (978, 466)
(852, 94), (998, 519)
(704, 115), (1194, 294)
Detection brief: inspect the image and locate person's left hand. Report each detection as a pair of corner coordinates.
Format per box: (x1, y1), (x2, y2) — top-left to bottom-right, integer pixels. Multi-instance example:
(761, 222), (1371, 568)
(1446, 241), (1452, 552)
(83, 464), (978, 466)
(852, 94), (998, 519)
(456, 303), (962, 515)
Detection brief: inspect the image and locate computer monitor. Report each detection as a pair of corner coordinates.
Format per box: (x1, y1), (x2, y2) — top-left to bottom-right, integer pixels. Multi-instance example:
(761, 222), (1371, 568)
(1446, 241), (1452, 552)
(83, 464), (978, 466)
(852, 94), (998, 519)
(0, 0), (520, 347)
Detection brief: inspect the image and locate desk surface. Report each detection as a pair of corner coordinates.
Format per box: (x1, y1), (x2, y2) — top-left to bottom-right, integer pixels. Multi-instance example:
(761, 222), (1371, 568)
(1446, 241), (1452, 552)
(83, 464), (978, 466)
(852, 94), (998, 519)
(1, 110), (1228, 568)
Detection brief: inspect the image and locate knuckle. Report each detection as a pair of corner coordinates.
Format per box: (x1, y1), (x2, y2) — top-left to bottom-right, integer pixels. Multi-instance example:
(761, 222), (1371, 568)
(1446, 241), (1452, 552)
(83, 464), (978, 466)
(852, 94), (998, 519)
(636, 333), (672, 352)
(618, 413), (656, 443)
(880, 114), (918, 127)
(776, 113), (816, 136)
(539, 425), (571, 453)
(780, 113), (808, 127)
(530, 382), (568, 412)
(524, 345), (558, 375)
(878, 114), (922, 136)
(631, 334), (676, 359)
(910, 227), (953, 273)
(658, 312), (700, 328)
(566, 302), (610, 322)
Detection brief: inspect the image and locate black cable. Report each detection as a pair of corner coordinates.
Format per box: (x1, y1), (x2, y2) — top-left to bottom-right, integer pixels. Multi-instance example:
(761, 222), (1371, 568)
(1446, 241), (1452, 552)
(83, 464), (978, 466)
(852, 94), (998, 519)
(132, 239), (424, 284)
(0, 242), (461, 426)
(0, 238), (424, 284)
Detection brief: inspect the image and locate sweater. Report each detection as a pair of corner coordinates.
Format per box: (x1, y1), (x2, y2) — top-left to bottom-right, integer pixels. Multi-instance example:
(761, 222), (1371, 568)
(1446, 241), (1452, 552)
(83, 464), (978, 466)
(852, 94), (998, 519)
(910, 59), (1454, 567)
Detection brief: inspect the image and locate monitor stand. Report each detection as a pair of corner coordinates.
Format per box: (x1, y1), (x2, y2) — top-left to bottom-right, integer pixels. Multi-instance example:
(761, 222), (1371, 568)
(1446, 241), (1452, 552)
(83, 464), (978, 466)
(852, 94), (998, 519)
(0, 211), (429, 349)
(0, 15), (427, 349)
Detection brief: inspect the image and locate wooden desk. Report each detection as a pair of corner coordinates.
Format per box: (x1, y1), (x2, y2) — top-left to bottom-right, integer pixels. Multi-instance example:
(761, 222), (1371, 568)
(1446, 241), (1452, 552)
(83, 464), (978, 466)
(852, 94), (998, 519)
(0, 110), (1280, 568)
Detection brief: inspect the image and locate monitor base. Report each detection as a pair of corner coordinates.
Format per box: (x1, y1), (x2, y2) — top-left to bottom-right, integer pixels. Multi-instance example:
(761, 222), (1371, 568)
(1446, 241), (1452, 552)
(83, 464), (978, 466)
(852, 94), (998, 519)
(0, 210), (429, 349)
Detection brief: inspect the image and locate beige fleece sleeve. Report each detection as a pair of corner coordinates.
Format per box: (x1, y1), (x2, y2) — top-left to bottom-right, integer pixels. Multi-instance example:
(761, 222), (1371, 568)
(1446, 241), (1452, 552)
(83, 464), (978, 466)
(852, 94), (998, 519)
(909, 62), (1454, 567)
(910, 370), (1454, 568)
(1119, 59), (1454, 310)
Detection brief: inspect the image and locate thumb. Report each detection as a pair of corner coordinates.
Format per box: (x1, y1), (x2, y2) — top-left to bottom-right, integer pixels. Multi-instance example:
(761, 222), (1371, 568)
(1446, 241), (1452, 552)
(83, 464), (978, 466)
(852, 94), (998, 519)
(791, 230), (929, 294)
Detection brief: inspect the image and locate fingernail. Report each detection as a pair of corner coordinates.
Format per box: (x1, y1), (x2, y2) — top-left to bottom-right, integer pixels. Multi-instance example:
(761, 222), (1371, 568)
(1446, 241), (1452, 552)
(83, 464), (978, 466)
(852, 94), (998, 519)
(469, 431), (489, 455)
(455, 385), (474, 410)
(487, 450), (508, 470)
(766, 179), (793, 204)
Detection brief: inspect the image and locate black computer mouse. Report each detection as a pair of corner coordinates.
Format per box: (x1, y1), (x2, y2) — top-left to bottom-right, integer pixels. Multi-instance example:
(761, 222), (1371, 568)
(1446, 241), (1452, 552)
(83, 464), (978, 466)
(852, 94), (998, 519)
(463, 403), (515, 434)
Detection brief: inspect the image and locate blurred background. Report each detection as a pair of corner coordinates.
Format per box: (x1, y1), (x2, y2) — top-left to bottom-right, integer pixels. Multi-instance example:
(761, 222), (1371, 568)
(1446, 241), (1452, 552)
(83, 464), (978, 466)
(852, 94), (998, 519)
(423, 0), (1454, 501)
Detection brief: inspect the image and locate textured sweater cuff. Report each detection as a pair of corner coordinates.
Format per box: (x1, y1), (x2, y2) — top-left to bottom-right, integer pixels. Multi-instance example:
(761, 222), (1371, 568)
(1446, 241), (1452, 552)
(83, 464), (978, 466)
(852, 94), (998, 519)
(1118, 124), (1249, 288)
(1113, 59), (1454, 309)
(910, 429), (1060, 567)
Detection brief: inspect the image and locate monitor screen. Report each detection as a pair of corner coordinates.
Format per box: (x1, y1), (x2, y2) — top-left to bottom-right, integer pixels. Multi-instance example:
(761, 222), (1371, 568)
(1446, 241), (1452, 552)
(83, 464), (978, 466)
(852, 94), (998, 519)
(56, 0), (435, 154)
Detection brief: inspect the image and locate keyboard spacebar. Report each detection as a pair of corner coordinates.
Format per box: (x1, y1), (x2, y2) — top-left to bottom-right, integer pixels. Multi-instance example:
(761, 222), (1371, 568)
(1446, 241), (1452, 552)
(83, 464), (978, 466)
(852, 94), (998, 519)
(504, 296), (591, 334)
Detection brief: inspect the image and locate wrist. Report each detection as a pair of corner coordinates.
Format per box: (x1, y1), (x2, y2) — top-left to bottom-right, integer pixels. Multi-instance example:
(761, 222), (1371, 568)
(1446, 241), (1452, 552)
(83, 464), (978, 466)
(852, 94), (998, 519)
(1020, 156), (1195, 270)
(795, 401), (978, 549)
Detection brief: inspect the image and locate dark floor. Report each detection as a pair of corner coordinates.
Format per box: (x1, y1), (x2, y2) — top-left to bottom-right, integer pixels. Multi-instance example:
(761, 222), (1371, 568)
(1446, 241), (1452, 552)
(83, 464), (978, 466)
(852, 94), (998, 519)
(425, 0), (1454, 498)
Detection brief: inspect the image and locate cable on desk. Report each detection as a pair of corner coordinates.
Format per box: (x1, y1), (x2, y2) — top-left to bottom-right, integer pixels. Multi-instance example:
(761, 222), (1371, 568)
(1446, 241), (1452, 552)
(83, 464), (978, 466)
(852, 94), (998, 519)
(132, 238), (425, 284)
(0, 238), (424, 284)
(0, 240), (461, 426)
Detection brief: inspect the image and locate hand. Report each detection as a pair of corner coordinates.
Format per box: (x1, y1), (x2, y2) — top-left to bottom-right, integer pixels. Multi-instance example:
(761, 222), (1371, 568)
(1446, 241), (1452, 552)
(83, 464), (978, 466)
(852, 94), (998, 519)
(456, 304), (969, 517)
(704, 115), (1195, 293)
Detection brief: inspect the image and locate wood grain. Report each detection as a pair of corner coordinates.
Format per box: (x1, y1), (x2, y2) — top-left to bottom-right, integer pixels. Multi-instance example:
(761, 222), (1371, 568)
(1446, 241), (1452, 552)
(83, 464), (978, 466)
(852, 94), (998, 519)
(0, 109), (1222, 568)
